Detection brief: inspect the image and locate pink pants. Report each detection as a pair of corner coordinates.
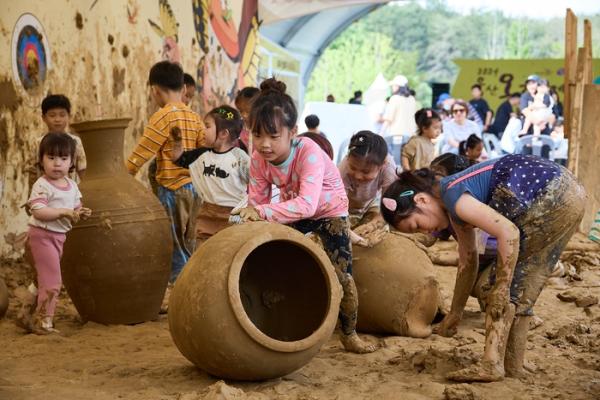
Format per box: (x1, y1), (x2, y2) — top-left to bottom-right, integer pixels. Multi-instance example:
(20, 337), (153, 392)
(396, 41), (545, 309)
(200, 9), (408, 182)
(28, 226), (66, 318)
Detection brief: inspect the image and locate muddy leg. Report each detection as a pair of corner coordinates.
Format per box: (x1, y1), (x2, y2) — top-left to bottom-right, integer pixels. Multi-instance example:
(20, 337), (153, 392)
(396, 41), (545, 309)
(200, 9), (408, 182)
(504, 314), (531, 377)
(447, 303), (515, 382)
(321, 217), (377, 354)
(337, 271), (377, 354)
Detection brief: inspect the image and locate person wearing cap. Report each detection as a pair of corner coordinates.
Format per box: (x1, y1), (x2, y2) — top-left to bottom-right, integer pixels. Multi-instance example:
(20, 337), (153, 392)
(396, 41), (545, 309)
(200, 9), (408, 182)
(519, 75), (552, 136)
(520, 76), (549, 116)
(436, 93), (456, 115)
(380, 75), (417, 138)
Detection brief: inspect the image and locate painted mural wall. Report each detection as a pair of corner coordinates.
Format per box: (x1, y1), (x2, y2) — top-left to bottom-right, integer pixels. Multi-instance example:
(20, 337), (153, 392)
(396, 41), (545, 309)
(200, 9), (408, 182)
(0, 0), (259, 257)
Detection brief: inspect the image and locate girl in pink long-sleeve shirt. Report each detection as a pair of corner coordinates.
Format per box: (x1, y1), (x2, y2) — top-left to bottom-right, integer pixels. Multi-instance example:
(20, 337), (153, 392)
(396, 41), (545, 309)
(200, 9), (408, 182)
(231, 78), (376, 354)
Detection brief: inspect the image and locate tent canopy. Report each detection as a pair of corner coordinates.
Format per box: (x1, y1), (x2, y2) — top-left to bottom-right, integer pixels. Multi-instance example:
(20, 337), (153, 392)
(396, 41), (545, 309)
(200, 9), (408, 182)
(259, 1), (390, 87)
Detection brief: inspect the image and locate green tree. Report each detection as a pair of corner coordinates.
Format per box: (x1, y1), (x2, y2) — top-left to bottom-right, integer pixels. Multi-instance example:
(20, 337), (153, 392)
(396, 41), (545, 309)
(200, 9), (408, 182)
(306, 0), (600, 102)
(305, 23), (428, 105)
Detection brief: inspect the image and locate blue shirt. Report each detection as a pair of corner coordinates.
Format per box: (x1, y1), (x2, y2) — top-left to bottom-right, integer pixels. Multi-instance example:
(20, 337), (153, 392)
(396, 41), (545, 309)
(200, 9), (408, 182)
(440, 159), (496, 225)
(440, 155), (562, 225)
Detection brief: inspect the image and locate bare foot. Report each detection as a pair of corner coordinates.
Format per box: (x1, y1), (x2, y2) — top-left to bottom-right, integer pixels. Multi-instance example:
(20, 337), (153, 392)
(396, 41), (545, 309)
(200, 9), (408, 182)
(446, 361), (505, 382)
(529, 315), (543, 330)
(340, 332), (377, 354)
(523, 360), (538, 374)
(506, 360), (536, 378)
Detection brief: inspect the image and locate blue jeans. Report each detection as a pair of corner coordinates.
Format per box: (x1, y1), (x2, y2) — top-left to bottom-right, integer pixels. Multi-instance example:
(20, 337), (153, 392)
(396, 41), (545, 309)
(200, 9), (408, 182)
(157, 183), (200, 282)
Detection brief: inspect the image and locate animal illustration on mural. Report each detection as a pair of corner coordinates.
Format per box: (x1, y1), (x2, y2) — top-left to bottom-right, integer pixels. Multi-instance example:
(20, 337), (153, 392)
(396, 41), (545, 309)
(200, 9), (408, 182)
(148, 0), (181, 63)
(192, 0), (260, 111)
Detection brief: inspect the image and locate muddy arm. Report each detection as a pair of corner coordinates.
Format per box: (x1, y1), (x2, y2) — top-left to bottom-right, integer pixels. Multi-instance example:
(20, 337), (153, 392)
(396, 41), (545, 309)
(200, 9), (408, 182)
(454, 193), (519, 320)
(435, 220), (478, 337)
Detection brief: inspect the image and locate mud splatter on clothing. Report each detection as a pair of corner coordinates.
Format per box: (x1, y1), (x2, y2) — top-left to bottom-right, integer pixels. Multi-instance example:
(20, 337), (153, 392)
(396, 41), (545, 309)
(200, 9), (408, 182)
(290, 216), (358, 335)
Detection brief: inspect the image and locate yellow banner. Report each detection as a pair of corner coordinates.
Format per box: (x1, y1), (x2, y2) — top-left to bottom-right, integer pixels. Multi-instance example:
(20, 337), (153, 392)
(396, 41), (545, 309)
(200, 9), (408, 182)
(452, 59), (600, 112)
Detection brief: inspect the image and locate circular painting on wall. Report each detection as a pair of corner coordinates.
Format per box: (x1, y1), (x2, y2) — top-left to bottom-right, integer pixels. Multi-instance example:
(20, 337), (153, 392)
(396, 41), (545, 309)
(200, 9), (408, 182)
(11, 13), (51, 90)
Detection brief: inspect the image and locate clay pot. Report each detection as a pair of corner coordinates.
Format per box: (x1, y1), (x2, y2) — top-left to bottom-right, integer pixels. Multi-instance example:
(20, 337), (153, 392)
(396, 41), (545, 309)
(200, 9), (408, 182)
(169, 222), (342, 380)
(61, 118), (172, 324)
(353, 233), (440, 338)
(0, 278), (8, 319)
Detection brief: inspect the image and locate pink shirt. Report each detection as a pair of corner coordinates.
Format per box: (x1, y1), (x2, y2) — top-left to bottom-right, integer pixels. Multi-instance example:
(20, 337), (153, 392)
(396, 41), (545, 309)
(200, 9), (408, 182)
(249, 137), (348, 223)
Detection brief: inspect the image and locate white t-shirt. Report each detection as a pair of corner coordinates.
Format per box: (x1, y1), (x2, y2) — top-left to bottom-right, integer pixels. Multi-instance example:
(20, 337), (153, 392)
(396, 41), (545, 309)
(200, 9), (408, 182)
(176, 147), (249, 207)
(28, 176), (82, 233)
(500, 117), (523, 154)
(383, 95), (417, 137)
(441, 119), (482, 154)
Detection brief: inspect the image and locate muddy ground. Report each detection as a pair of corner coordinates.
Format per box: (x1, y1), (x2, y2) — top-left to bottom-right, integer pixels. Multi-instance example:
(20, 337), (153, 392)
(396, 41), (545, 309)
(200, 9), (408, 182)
(1, 233), (599, 400)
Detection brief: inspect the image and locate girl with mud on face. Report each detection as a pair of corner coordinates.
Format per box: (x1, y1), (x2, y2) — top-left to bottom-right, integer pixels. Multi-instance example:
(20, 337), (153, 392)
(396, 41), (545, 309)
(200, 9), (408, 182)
(381, 154), (585, 382)
(337, 131), (398, 248)
(231, 78), (377, 354)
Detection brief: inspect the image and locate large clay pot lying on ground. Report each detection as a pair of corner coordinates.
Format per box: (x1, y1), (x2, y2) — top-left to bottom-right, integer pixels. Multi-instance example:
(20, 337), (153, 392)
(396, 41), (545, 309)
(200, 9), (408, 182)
(62, 119), (172, 324)
(353, 233), (441, 338)
(169, 222), (342, 381)
(0, 278), (8, 319)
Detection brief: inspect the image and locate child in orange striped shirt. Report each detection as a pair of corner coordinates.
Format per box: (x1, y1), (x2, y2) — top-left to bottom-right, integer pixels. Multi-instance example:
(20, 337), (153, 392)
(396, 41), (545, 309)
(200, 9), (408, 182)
(126, 61), (205, 283)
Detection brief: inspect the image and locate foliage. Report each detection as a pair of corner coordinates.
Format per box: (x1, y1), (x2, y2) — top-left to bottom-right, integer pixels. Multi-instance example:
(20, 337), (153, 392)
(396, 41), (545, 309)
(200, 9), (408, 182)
(305, 0), (600, 104)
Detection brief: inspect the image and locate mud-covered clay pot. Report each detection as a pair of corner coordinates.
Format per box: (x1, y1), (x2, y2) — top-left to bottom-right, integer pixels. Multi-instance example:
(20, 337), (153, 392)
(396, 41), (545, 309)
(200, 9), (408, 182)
(169, 222), (342, 380)
(0, 278), (8, 319)
(62, 118), (172, 324)
(353, 233), (440, 338)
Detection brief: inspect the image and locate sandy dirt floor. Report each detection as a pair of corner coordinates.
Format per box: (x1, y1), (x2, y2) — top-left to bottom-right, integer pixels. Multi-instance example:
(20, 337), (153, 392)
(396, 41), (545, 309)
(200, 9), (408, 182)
(1, 233), (599, 400)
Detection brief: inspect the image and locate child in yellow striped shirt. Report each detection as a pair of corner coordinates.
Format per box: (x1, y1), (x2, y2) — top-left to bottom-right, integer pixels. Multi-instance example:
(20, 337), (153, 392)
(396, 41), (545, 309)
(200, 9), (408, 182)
(126, 61), (205, 283)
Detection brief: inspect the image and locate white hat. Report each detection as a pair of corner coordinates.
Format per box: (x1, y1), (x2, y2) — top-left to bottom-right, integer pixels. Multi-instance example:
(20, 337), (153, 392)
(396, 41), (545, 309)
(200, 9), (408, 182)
(390, 75), (408, 87)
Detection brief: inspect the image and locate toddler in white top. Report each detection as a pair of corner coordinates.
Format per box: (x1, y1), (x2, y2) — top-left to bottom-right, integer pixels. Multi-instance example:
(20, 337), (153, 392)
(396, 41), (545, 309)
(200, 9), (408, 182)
(21, 133), (91, 334)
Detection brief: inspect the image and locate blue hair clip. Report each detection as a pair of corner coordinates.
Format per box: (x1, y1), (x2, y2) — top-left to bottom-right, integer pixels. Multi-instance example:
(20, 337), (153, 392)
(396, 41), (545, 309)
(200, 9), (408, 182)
(399, 190), (414, 197)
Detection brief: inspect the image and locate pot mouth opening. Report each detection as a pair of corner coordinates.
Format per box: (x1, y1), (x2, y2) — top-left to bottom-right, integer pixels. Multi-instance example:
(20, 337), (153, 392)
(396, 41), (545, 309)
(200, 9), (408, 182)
(228, 238), (336, 352)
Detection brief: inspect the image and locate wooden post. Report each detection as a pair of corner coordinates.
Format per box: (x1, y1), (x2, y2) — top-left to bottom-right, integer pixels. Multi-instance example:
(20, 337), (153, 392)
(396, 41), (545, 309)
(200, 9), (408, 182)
(564, 9), (577, 138)
(584, 19), (593, 84)
(568, 48), (592, 175)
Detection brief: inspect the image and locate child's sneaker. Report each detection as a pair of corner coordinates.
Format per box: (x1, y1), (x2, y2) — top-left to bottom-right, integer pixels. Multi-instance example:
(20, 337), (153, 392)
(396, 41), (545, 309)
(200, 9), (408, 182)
(33, 317), (59, 335)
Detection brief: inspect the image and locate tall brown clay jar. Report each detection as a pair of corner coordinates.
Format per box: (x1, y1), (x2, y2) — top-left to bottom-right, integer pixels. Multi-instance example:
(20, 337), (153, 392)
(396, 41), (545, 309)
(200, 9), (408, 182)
(353, 233), (440, 338)
(169, 222), (342, 380)
(61, 118), (172, 324)
(0, 278), (8, 319)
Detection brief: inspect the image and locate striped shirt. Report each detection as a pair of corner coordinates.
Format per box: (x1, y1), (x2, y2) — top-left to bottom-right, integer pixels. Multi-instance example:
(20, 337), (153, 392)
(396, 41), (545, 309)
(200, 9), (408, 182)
(126, 102), (205, 190)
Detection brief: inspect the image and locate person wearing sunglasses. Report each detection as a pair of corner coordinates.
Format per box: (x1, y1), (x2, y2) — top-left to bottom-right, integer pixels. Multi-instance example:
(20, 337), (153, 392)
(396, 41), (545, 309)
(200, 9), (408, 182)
(441, 100), (483, 155)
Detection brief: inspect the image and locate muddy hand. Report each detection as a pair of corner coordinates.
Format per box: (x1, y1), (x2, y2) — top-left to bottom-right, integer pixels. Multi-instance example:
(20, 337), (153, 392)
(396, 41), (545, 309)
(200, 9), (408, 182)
(353, 220), (385, 237)
(231, 207), (263, 223)
(60, 209), (80, 223)
(433, 312), (461, 337)
(78, 207), (92, 220)
(364, 227), (387, 247)
(350, 230), (369, 247)
(487, 287), (509, 321)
